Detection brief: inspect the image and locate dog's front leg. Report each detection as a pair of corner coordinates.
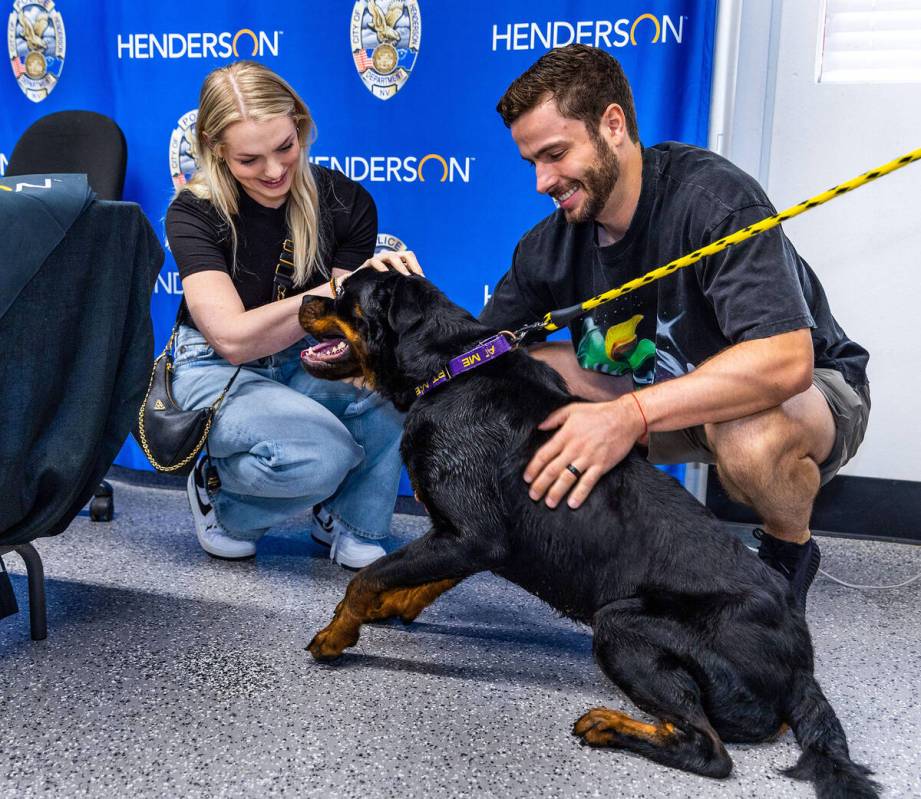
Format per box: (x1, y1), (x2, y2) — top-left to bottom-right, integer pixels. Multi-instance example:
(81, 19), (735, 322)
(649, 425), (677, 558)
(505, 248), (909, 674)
(365, 577), (460, 624)
(308, 573), (461, 661)
(308, 572), (380, 661)
(308, 531), (489, 661)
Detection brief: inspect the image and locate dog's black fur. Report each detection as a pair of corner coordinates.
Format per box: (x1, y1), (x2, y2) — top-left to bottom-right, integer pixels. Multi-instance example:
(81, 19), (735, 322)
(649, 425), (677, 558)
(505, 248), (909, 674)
(299, 270), (879, 798)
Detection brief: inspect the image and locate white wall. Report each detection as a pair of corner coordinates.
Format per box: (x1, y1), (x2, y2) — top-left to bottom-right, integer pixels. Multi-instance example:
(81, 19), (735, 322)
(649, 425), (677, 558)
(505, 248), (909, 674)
(714, 0), (921, 482)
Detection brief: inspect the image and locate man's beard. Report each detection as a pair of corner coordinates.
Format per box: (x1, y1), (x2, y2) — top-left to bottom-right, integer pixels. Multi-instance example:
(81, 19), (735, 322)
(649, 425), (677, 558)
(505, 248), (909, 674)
(564, 135), (620, 224)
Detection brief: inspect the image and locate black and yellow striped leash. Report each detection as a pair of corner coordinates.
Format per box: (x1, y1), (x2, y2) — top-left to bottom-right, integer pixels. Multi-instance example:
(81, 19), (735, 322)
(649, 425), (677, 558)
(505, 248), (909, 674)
(511, 146), (921, 341)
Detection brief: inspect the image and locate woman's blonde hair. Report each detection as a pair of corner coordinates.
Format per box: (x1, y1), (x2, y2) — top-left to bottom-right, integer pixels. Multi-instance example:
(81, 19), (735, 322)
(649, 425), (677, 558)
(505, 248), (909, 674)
(178, 60), (323, 287)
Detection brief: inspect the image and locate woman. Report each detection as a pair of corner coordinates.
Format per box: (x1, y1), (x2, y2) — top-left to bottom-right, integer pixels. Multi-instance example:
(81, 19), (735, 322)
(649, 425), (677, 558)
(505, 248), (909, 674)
(166, 61), (420, 568)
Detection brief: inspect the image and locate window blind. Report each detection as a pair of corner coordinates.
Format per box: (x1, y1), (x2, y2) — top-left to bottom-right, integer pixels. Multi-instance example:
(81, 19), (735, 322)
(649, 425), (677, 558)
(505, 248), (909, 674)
(817, 0), (921, 82)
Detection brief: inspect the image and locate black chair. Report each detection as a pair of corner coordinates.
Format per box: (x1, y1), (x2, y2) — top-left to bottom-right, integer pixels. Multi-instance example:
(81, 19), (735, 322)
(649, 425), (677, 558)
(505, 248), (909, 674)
(7, 110), (127, 201)
(0, 544), (46, 640)
(6, 110), (129, 524)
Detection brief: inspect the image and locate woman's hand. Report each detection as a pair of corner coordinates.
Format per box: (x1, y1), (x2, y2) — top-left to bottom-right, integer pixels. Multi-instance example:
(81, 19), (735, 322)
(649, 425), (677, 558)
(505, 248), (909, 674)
(357, 250), (425, 276)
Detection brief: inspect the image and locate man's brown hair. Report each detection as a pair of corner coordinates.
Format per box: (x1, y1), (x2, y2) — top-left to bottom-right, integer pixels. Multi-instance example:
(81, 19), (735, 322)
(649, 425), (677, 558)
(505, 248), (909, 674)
(496, 44), (640, 144)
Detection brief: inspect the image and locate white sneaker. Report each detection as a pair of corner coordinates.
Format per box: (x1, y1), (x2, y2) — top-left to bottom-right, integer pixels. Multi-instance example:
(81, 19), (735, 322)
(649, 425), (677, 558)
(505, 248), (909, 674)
(187, 459), (256, 560)
(311, 505), (386, 570)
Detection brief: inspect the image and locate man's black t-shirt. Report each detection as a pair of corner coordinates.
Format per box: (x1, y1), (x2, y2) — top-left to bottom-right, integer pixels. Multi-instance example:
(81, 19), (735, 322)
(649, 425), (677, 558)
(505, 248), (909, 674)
(166, 164), (376, 330)
(480, 142), (868, 389)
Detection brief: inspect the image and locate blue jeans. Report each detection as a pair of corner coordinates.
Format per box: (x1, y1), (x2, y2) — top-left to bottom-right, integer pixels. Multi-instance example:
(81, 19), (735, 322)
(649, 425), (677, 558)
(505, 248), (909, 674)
(171, 325), (403, 543)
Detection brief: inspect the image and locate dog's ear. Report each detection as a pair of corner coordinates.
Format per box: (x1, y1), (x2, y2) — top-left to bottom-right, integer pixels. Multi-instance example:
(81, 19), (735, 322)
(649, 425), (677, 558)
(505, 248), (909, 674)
(354, 274), (425, 366)
(385, 276), (428, 338)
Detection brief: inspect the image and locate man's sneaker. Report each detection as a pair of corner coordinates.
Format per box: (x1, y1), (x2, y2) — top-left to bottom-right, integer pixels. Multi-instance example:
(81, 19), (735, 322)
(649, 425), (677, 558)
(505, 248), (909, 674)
(311, 505), (386, 570)
(187, 458), (256, 560)
(754, 528), (821, 611)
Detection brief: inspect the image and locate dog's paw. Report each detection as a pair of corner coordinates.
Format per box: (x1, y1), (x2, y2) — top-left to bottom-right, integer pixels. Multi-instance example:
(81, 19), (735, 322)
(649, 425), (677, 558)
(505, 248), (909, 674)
(573, 708), (615, 746)
(573, 707), (674, 748)
(307, 625), (357, 661)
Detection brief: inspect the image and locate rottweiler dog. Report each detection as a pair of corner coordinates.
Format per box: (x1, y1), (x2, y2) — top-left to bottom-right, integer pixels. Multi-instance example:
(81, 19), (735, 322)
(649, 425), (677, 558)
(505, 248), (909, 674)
(298, 270), (878, 798)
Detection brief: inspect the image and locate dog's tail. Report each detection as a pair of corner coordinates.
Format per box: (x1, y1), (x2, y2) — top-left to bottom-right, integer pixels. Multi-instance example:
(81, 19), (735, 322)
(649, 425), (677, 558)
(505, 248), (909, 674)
(784, 669), (880, 798)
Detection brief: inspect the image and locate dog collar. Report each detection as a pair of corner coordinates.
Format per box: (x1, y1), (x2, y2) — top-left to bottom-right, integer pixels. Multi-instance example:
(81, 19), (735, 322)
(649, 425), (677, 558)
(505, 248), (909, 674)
(414, 332), (517, 398)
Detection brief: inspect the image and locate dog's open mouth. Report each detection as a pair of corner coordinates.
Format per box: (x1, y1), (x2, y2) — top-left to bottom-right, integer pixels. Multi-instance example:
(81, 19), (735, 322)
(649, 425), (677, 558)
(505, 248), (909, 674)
(300, 336), (352, 369)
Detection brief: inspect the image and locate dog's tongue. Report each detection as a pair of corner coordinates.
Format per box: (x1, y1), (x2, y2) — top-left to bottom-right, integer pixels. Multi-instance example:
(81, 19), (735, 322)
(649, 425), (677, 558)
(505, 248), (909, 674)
(300, 337), (351, 367)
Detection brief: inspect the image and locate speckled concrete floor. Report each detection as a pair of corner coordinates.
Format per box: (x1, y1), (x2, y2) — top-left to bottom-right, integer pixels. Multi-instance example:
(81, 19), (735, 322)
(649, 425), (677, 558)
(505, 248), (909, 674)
(1, 478), (919, 798)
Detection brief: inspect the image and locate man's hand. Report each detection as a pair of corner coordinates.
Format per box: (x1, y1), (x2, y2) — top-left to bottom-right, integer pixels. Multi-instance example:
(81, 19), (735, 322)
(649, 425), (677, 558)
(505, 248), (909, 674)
(524, 396), (646, 509)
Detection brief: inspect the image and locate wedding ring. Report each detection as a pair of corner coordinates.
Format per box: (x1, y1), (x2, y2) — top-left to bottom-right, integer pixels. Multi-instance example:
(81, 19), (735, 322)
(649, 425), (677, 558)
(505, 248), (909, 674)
(566, 463), (583, 478)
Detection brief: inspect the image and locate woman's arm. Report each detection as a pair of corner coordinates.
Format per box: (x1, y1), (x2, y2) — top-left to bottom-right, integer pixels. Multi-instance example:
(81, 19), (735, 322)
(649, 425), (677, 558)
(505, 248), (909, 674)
(182, 268), (343, 365)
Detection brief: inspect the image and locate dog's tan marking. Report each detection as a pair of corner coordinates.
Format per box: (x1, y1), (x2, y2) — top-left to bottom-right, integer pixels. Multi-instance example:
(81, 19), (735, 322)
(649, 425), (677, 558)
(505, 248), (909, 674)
(573, 707), (677, 747)
(367, 579), (460, 624)
(308, 576), (460, 660)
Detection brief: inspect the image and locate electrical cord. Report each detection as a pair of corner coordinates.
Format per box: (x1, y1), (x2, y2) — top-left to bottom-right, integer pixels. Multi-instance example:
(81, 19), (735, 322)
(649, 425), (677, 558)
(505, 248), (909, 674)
(816, 567), (921, 590)
(745, 545), (921, 590)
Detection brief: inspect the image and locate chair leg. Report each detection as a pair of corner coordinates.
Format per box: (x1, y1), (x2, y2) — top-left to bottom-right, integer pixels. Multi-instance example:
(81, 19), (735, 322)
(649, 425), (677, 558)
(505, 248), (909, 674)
(89, 480), (114, 522)
(14, 543), (47, 640)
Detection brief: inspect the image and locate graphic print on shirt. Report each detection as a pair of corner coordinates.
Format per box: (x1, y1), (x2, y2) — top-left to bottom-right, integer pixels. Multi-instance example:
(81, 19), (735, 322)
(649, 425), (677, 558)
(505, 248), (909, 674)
(576, 313), (656, 386)
(573, 304), (695, 388)
(654, 310), (695, 381)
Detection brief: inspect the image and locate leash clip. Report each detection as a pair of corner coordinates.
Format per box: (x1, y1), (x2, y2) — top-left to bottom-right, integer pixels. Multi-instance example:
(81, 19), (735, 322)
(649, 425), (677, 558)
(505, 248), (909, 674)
(508, 322), (544, 346)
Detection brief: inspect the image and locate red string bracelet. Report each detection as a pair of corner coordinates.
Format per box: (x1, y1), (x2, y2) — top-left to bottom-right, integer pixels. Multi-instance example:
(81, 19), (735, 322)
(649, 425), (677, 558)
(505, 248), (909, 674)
(630, 391), (648, 437)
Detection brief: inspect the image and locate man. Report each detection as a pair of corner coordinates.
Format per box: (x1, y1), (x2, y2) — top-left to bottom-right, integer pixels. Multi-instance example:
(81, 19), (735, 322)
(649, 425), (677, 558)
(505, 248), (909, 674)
(480, 44), (870, 609)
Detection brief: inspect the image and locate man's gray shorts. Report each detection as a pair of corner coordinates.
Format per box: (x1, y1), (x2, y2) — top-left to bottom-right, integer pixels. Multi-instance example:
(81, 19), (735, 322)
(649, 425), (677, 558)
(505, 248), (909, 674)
(646, 368), (871, 485)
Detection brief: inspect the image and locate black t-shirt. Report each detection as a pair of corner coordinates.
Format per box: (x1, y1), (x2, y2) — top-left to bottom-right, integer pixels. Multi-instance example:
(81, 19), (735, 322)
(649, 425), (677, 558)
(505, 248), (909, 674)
(166, 164), (377, 330)
(481, 142), (868, 389)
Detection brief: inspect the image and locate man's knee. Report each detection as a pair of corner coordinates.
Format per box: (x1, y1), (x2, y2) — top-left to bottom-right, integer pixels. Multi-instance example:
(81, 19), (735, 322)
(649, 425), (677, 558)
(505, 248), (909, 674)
(708, 406), (803, 486)
(708, 388), (834, 490)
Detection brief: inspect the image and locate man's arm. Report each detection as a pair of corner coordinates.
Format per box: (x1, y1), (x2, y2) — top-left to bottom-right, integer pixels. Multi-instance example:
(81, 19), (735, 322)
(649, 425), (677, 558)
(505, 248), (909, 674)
(524, 328), (814, 508)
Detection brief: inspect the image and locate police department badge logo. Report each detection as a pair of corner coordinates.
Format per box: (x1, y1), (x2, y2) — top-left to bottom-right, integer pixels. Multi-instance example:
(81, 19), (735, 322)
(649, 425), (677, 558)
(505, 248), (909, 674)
(169, 109), (199, 191)
(375, 232), (407, 255)
(350, 0), (421, 100)
(7, 0), (65, 102)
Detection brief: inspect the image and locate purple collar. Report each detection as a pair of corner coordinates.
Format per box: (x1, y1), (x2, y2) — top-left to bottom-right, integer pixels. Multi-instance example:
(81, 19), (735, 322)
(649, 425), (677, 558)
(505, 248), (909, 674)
(414, 332), (517, 398)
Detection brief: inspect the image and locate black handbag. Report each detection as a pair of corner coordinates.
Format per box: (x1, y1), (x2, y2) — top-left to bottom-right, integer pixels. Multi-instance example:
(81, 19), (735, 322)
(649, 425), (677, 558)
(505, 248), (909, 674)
(133, 322), (241, 476)
(133, 237), (296, 475)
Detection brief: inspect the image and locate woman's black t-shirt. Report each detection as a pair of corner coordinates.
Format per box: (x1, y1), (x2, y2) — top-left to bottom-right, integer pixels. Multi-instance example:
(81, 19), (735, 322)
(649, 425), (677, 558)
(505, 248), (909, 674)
(166, 164), (377, 330)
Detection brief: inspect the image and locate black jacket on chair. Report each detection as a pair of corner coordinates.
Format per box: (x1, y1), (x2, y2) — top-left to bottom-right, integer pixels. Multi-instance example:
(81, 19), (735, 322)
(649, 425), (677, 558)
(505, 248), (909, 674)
(0, 174), (163, 547)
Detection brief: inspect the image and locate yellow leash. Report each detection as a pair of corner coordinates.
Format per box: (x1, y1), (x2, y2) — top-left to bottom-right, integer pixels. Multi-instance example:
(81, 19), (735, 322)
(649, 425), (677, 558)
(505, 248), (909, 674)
(532, 146), (921, 334)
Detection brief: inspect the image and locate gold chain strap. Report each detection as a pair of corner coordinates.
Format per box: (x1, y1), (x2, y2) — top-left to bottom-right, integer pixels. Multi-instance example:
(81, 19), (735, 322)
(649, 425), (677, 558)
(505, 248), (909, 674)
(135, 326), (231, 473)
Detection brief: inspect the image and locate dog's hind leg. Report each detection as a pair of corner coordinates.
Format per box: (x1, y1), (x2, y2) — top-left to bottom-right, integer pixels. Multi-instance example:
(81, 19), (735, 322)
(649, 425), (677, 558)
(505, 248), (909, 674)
(308, 530), (490, 661)
(574, 603), (733, 779)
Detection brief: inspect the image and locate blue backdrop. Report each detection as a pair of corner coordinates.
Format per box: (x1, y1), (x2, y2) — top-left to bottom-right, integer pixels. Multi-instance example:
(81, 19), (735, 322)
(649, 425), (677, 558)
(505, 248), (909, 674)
(2, 1), (717, 485)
